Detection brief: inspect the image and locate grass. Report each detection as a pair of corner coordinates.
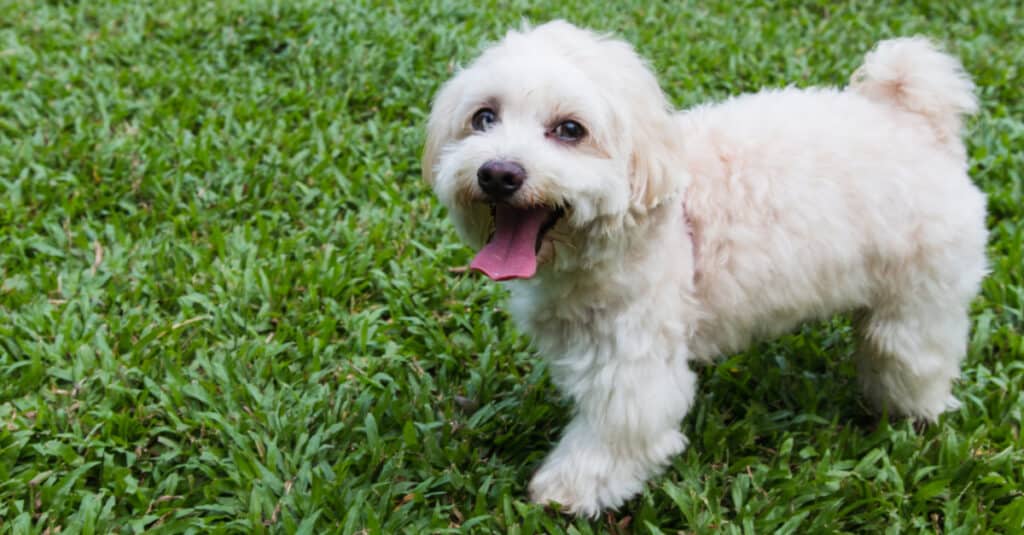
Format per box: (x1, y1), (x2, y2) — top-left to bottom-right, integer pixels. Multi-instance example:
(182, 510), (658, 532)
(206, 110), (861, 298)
(0, 0), (1021, 533)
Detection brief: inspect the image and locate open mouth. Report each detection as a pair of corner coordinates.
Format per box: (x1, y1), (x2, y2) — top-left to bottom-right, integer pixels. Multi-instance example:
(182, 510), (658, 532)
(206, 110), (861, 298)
(469, 203), (565, 281)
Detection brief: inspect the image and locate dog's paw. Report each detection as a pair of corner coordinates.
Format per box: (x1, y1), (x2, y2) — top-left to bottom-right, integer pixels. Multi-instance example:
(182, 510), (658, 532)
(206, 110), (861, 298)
(528, 457), (619, 518)
(528, 430), (687, 517)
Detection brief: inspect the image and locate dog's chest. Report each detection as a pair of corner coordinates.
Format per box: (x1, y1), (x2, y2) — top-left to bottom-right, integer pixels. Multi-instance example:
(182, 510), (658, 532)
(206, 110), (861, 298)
(507, 277), (691, 368)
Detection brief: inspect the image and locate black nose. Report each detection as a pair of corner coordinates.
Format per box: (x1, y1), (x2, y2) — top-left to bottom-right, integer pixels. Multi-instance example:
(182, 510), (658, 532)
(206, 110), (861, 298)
(477, 160), (526, 199)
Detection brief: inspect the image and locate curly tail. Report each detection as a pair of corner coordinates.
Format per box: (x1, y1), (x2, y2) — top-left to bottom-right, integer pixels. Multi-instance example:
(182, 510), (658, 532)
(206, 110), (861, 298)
(851, 37), (977, 143)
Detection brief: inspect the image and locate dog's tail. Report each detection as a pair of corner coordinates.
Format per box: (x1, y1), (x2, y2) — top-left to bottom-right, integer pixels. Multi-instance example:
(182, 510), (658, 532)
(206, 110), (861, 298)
(851, 37), (977, 143)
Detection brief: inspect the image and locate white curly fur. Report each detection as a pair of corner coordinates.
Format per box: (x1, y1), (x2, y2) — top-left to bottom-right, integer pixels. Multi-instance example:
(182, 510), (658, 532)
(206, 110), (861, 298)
(424, 21), (988, 517)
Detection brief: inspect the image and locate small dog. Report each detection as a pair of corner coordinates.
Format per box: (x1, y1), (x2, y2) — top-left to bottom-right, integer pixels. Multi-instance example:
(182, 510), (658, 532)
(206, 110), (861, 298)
(423, 21), (987, 516)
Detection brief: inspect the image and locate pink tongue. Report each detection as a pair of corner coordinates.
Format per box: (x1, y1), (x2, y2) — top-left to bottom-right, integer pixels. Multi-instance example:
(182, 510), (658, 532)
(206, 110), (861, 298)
(470, 205), (550, 281)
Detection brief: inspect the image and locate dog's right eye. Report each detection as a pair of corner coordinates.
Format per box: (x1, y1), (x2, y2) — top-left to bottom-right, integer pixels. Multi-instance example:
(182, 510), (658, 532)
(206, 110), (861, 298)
(471, 108), (498, 132)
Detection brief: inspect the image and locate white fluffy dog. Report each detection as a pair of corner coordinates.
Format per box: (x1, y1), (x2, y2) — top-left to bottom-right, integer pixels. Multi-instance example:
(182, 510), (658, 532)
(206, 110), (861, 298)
(423, 21), (988, 516)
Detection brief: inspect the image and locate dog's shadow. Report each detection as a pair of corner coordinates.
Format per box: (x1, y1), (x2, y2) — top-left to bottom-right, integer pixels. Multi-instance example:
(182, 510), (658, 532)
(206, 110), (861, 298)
(692, 316), (876, 432)
(452, 359), (570, 470)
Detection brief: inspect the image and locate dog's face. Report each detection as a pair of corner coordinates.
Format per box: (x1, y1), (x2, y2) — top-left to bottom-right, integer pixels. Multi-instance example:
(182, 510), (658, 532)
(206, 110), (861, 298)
(424, 21), (685, 280)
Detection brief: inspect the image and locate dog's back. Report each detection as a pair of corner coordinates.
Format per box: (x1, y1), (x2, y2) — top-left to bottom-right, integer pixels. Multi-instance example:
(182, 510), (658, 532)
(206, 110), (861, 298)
(680, 40), (987, 383)
(675, 38), (987, 420)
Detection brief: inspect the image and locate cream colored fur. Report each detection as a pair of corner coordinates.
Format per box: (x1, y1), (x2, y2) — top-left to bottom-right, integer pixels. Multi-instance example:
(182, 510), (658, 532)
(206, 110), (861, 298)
(423, 21), (987, 516)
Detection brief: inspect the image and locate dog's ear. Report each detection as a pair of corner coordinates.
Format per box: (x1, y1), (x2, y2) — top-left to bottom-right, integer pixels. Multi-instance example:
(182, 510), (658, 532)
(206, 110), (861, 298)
(422, 79), (464, 185)
(628, 112), (688, 212)
(591, 39), (687, 213)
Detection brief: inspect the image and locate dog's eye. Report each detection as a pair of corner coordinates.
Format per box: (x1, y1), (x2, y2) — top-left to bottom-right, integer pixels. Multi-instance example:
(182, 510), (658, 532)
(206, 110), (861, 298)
(471, 108), (498, 132)
(552, 120), (586, 142)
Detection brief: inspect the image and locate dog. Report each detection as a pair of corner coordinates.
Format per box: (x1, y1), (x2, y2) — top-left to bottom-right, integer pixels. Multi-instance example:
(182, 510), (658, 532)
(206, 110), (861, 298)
(422, 21), (987, 516)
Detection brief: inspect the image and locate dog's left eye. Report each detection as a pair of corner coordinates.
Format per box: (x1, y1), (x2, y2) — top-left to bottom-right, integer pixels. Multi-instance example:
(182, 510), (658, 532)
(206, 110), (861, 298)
(552, 120), (586, 142)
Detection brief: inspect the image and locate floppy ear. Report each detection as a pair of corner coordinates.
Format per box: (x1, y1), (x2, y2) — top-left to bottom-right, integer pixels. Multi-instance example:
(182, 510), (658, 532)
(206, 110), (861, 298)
(584, 36), (687, 213)
(628, 112), (688, 212)
(422, 79), (464, 185)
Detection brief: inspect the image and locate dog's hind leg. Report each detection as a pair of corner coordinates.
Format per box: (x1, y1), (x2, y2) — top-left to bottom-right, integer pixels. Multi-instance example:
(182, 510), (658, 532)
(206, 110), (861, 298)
(854, 235), (989, 422)
(855, 297), (970, 421)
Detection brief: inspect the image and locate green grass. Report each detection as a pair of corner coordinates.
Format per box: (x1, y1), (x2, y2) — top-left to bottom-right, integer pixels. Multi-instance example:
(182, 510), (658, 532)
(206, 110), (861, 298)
(1, 0), (1021, 533)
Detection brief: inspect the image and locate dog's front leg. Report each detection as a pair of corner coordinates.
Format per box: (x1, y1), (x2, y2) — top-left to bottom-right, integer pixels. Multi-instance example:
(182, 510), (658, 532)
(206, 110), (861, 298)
(529, 353), (697, 517)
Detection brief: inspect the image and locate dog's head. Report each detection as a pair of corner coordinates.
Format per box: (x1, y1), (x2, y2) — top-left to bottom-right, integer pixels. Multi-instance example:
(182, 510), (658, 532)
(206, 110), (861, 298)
(423, 21), (686, 280)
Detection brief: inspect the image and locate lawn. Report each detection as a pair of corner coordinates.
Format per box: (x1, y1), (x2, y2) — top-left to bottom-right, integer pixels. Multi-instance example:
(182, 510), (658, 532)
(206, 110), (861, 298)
(1, 0), (1022, 533)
